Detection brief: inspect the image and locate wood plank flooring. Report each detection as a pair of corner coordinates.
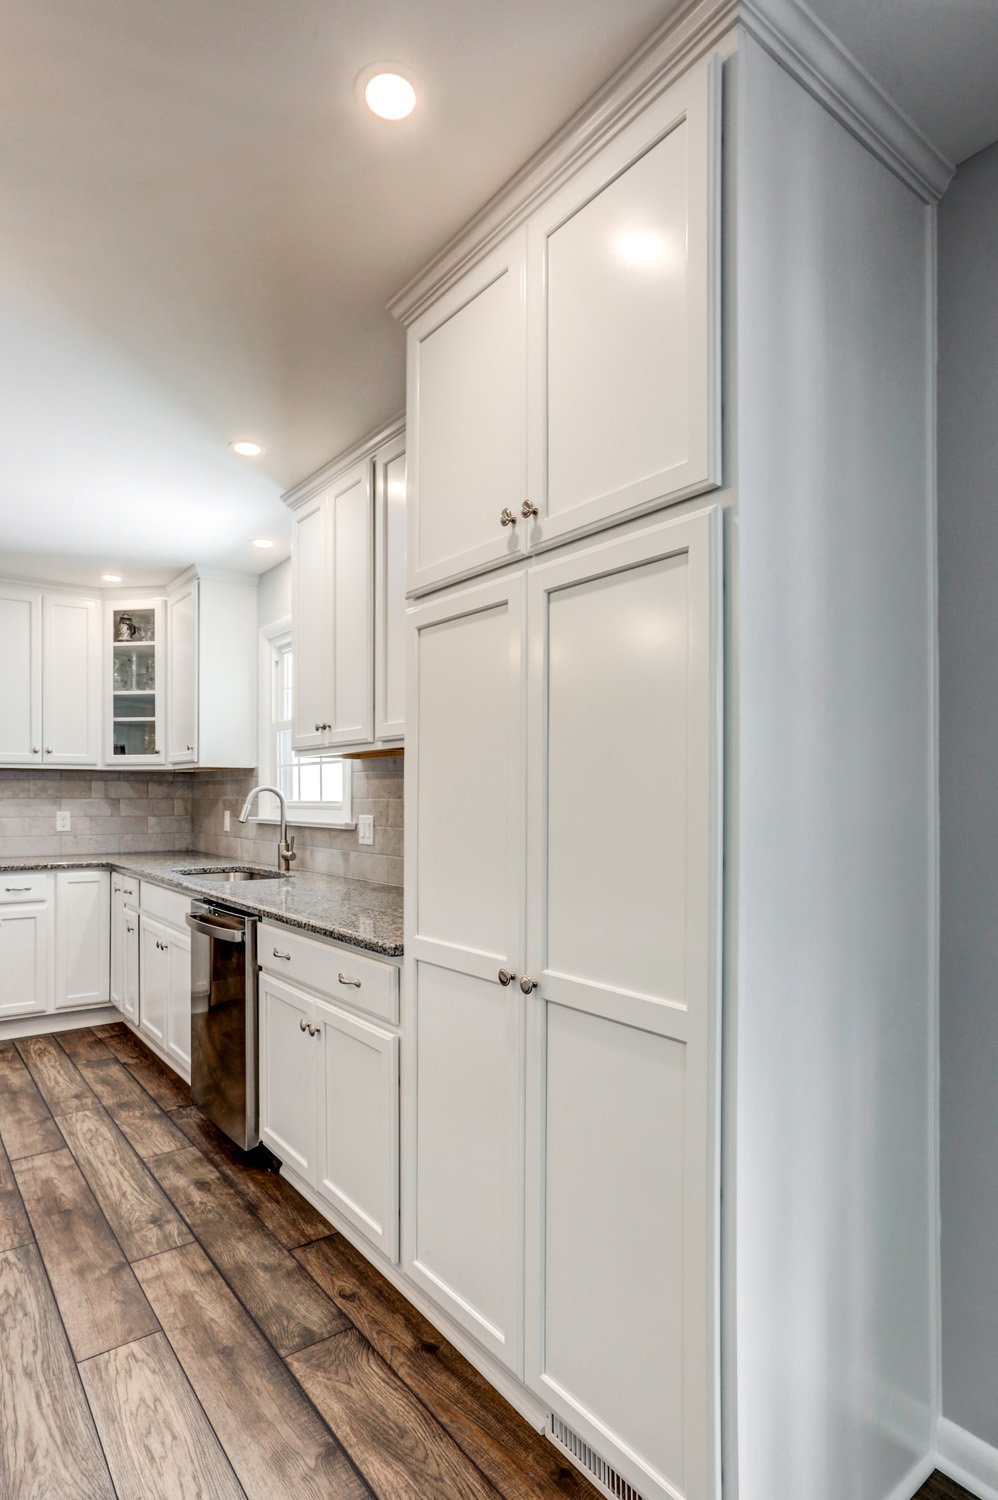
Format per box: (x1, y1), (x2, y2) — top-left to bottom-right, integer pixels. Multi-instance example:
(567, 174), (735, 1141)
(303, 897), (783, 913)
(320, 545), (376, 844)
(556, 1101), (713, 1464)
(0, 1023), (978, 1500)
(0, 1023), (599, 1500)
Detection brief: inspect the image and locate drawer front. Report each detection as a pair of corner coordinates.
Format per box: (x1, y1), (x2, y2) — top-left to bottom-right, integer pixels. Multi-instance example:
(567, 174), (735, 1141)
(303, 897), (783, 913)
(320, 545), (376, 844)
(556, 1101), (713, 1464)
(260, 922), (399, 1025)
(0, 871), (50, 905)
(112, 873), (139, 903)
(140, 879), (192, 931)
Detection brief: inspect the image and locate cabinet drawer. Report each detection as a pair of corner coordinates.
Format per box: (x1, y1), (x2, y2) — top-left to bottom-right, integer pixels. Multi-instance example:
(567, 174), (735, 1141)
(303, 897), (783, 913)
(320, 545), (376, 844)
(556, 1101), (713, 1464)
(112, 872), (138, 903)
(0, 871), (50, 905)
(260, 922), (399, 1025)
(140, 880), (191, 931)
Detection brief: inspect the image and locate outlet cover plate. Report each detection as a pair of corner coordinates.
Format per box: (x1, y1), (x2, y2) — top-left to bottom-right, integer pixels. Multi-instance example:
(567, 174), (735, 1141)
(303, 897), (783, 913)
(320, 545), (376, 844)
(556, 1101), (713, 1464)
(56, 811), (71, 832)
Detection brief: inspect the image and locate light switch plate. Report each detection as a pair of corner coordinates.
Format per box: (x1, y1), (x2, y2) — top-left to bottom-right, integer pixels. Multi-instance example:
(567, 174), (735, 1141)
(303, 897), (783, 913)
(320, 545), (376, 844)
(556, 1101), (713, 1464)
(56, 810), (71, 832)
(358, 814), (374, 847)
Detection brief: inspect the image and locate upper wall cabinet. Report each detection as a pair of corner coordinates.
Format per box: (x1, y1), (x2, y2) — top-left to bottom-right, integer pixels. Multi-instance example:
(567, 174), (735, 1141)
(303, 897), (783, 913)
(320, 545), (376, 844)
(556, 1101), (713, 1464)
(0, 584), (100, 767)
(403, 55), (719, 596)
(288, 425), (406, 755)
(167, 570), (257, 768)
(406, 235), (528, 596)
(107, 599), (165, 766)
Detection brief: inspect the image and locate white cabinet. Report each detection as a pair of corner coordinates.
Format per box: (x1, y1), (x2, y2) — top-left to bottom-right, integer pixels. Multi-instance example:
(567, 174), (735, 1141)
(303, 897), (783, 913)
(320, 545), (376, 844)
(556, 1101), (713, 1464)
(0, 874), (52, 1019)
(291, 461), (374, 752)
(107, 600), (165, 765)
(374, 434), (407, 743)
(403, 571), (526, 1369)
(41, 594), (102, 766)
(167, 571), (257, 768)
(0, 586), (42, 764)
(111, 874), (140, 1022)
(122, 905), (139, 1023)
(406, 234), (528, 595)
(138, 898), (191, 1074)
(54, 869), (109, 1010)
(405, 508), (721, 1500)
(403, 57), (719, 598)
(259, 945), (401, 1263)
(0, 585), (100, 768)
(259, 973), (319, 1181)
(525, 61), (719, 549)
(315, 999), (399, 1261)
(166, 579), (197, 764)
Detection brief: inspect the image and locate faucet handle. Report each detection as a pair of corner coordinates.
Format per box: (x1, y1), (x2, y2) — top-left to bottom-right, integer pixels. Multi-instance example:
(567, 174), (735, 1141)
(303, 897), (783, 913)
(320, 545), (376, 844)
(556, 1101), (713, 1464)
(286, 833), (297, 864)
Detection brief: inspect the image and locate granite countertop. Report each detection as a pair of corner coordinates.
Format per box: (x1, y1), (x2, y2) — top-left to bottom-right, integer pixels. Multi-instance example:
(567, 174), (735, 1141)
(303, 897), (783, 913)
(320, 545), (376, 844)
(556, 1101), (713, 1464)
(0, 851), (404, 957)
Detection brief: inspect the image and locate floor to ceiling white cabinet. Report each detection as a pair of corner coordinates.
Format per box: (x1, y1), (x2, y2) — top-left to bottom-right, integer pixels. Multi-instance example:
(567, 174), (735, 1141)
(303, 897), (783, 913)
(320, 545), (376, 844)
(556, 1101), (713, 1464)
(404, 508), (720, 1500)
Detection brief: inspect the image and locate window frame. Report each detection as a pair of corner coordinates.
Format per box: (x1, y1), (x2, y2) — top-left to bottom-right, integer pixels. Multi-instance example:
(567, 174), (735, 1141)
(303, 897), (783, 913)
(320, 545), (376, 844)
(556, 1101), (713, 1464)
(256, 618), (354, 829)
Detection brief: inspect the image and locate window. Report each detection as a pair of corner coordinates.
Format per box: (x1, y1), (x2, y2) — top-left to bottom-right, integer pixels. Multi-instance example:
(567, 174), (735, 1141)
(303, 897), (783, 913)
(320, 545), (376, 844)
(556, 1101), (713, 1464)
(258, 623), (352, 827)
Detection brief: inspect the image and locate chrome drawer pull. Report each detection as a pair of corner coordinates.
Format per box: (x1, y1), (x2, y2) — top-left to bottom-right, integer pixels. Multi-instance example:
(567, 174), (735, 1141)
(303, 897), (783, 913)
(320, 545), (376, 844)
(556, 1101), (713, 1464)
(4, 885), (31, 893)
(272, 948), (292, 961)
(338, 973), (362, 988)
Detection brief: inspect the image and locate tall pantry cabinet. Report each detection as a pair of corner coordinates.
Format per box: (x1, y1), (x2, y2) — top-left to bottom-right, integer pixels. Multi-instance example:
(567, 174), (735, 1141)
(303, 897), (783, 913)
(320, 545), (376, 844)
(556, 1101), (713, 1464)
(394, 7), (941, 1500)
(399, 46), (722, 1500)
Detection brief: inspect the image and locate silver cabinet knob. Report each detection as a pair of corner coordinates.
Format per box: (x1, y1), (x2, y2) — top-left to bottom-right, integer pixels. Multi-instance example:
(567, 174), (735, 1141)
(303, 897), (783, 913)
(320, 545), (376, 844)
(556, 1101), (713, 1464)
(31, 746), (39, 754)
(309, 1024), (318, 1037)
(315, 723), (321, 732)
(45, 746), (53, 755)
(187, 744), (194, 753)
(299, 1017), (308, 1032)
(497, 968), (516, 987)
(519, 976), (538, 994)
(521, 500), (539, 519)
(500, 507), (517, 528)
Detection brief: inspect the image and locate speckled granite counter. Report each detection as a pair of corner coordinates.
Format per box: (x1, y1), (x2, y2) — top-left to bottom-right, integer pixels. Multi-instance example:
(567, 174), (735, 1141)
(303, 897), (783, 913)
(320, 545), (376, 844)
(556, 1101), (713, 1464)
(0, 852), (403, 956)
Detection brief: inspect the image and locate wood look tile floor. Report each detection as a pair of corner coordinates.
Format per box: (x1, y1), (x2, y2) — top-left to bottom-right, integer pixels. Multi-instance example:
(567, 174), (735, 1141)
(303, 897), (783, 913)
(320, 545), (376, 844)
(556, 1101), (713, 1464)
(0, 1024), (599, 1500)
(0, 1024), (982, 1500)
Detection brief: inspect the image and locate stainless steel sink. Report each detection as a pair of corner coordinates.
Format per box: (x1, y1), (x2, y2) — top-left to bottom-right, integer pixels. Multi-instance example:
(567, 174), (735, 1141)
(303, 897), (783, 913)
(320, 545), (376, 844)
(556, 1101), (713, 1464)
(182, 868), (289, 883)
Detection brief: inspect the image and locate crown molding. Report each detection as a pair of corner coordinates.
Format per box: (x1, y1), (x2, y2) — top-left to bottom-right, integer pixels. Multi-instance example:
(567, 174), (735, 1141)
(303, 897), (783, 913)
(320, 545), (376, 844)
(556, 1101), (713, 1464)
(167, 564), (259, 591)
(387, 0), (954, 328)
(739, 0), (954, 203)
(387, 0), (738, 327)
(281, 413), (406, 511)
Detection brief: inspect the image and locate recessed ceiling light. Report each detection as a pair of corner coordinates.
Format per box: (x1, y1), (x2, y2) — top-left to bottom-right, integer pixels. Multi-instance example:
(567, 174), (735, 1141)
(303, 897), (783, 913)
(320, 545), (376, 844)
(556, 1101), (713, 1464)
(229, 439), (264, 457)
(252, 538), (275, 549)
(363, 70), (416, 121)
(101, 573), (122, 583)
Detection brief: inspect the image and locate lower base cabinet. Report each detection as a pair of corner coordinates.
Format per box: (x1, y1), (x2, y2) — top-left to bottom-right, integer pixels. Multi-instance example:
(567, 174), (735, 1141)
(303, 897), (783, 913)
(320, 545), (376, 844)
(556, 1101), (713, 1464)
(0, 897), (51, 1018)
(260, 970), (400, 1262)
(0, 869), (108, 1020)
(138, 912), (191, 1073)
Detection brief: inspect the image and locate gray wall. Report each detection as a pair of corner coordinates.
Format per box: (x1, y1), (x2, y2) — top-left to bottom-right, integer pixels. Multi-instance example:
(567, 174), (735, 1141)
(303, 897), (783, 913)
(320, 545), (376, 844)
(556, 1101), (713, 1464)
(938, 139), (998, 1450)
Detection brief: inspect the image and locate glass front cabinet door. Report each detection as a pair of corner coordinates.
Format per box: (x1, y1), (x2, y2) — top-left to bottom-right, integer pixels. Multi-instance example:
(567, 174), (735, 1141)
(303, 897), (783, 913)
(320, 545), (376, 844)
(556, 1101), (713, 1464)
(106, 599), (165, 765)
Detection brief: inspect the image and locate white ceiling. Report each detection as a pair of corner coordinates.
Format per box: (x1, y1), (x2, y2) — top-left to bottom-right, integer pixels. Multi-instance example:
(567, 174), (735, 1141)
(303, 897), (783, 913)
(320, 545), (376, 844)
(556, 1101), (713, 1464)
(2, 0), (997, 591)
(807, 0), (998, 167)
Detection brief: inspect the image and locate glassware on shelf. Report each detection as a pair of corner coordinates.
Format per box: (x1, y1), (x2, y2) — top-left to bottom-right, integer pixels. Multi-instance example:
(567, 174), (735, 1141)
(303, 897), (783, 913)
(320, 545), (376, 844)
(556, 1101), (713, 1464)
(135, 652), (156, 689)
(113, 653), (134, 690)
(115, 612), (138, 642)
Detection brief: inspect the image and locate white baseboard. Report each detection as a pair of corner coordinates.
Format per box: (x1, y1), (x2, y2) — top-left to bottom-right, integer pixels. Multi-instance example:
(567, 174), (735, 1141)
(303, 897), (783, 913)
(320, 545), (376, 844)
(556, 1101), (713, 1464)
(0, 1005), (118, 1042)
(936, 1417), (998, 1500)
(883, 1452), (935, 1500)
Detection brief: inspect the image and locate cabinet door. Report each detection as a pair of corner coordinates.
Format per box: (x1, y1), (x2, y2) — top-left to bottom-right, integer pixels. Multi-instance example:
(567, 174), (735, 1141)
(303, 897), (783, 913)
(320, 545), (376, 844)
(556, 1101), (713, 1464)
(109, 881), (125, 1010)
(374, 436), (406, 742)
(167, 581), (198, 763)
(54, 870), (109, 1010)
(526, 58), (720, 552)
(406, 231), (528, 596)
(122, 906), (140, 1023)
(139, 915), (169, 1046)
(0, 585), (42, 764)
(166, 927), (192, 1074)
(404, 571), (526, 1369)
(291, 493), (331, 753)
(108, 600), (165, 765)
(42, 595), (100, 765)
(259, 974), (317, 1183)
(523, 509), (721, 1500)
(0, 904), (50, 1018)
(326, 461), (374, 748)
(315, 999), (399, 1261)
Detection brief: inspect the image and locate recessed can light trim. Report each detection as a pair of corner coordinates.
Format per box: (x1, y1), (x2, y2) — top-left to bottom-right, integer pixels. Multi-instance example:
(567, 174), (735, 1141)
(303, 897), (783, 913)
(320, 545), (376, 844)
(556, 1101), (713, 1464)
(229, 439), (264, 457)
(360, 67), (416, 121)
(252, 538), (275, 549)
(101, 573), (122, 583)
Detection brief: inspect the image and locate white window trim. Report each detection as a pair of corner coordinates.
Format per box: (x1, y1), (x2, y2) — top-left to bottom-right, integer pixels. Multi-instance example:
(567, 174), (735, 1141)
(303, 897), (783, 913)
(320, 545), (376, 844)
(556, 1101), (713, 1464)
(256, 617), (355, 829)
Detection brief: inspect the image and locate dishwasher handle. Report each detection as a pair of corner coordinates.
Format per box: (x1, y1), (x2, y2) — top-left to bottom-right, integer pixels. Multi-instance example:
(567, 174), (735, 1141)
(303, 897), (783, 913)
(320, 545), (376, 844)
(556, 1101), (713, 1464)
(186, 912), (246, 944)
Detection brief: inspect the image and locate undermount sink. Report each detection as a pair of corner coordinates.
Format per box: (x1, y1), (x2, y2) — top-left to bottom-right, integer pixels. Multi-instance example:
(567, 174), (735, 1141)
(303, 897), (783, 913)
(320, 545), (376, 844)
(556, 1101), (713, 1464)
(185, 868), (289, 882)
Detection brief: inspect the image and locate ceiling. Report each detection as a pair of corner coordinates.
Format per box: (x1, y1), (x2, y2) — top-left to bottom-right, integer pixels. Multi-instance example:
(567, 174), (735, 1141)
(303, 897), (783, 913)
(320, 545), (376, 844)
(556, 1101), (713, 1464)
(2, 0), (997, 591)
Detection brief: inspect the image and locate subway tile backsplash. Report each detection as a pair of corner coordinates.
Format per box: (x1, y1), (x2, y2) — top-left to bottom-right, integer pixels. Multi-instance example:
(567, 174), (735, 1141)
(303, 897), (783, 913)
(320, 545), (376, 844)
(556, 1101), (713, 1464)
(0, 757), (404, 887)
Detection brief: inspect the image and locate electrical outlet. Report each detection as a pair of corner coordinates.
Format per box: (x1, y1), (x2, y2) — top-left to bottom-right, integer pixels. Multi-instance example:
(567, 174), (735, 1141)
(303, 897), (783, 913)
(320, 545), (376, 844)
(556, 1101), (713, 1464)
(56, 810), (71, 832)
(358, 814), (374, 847)
(223, 810), (231, 832)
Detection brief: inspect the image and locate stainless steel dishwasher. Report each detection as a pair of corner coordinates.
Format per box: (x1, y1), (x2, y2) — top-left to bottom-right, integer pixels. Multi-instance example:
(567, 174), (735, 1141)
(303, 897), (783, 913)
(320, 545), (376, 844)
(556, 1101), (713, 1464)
(186, 901), (259, 1149)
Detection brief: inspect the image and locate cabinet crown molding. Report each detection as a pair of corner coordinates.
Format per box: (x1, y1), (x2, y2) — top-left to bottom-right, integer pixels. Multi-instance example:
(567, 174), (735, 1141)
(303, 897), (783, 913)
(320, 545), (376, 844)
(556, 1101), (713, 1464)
(387, 0), (952, 328)
(282, 414), (406, 512)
